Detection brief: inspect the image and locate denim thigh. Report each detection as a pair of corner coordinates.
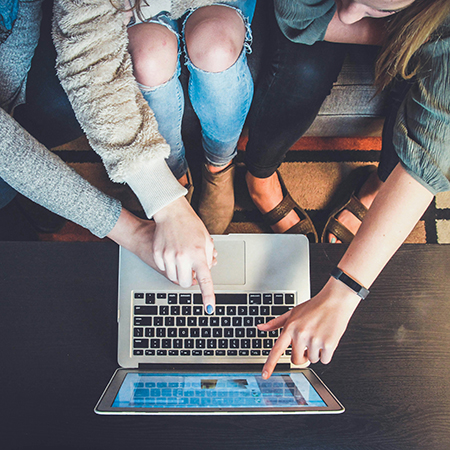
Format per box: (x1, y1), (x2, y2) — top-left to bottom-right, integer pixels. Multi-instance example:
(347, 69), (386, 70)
(245, 19), (348, 178)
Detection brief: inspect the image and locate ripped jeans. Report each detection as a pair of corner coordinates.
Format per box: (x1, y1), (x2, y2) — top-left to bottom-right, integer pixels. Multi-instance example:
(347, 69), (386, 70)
(130, 1), (256, 179)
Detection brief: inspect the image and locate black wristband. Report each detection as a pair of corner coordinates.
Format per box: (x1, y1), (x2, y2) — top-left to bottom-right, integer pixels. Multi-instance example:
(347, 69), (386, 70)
(330, 267), (370, 300)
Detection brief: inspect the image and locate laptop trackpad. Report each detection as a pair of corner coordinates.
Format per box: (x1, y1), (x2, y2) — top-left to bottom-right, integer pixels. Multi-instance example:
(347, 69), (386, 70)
(211, 240), (245, 285)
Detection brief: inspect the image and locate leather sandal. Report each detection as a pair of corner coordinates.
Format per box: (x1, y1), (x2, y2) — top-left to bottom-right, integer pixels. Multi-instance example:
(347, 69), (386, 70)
(321, 165), (377, 243)
(262, 171), (318, 243)
(184, 168), (194, 204)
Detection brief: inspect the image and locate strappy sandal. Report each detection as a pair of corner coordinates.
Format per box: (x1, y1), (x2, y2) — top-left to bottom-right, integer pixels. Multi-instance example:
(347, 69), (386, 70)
(262, 171), (318, 243)
(321, 165), (377, 243)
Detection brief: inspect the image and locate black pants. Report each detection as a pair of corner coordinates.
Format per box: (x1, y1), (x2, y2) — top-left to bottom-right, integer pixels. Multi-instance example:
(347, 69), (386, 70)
(245, 5), (411, 181)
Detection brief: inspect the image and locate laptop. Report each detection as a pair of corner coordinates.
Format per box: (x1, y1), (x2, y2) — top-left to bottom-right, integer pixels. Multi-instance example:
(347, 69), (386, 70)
(95, 234), (344, 414)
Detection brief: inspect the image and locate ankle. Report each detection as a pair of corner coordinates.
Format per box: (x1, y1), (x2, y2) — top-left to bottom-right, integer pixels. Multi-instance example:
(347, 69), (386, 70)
(206, 161), (232, 175)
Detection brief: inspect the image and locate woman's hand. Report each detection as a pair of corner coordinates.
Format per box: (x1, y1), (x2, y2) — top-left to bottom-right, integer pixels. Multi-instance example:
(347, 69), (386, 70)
(259, 279), (361, 379)
(152, 196), (217, 313)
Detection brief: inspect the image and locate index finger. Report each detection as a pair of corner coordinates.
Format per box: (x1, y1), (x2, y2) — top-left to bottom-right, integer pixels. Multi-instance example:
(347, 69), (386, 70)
(193, 260), (215, 314)
(261, 332), (292, 379)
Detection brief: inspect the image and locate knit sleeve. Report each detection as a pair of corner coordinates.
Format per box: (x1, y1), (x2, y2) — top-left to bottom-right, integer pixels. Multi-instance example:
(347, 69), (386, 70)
(52, 0), (186, 217)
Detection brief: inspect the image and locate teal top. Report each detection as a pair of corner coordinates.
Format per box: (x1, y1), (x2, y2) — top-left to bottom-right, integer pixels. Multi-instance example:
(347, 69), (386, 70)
(275, 0), (450, 194)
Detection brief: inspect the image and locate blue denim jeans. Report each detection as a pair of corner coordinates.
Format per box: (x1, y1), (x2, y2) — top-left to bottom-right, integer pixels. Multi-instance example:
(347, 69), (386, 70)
(134, 1), (256, 179)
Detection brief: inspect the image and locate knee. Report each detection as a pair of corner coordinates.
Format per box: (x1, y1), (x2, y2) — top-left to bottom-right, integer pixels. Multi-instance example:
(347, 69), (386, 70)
(128, 24), (178, 87)
(185, 6), (246, 73)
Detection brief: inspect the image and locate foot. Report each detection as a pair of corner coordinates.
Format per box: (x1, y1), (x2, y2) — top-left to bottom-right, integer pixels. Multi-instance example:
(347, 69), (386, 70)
(328, 170), (383, 243)
(198, 162), (235, 234)
(245, 171), (300, 233)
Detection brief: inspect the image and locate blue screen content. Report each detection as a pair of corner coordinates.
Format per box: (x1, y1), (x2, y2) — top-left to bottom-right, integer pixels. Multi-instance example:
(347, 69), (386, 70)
(112, 373), (326, 409)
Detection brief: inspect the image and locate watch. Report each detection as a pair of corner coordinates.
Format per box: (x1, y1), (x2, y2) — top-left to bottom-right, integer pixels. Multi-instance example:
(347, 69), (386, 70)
(330, 267), (370, 300)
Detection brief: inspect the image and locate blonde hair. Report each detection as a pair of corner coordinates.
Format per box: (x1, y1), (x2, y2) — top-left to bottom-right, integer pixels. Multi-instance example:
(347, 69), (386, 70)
(375, 0), (450, 90)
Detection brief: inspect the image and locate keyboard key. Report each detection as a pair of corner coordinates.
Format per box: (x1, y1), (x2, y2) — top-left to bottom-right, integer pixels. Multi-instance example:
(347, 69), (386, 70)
(165, 317), (175, 327)
(162, 339), (171, 348)
(135, 305), (157, 315)
(249, 306), (259, 315)
(263, 339), (273, 349)
(182, 306), (192, 316)
(216, 306), (225, 315)
(150, 339), (160, 348)
(195, 339), (206, 349)
(169, 350), (179, 356)
(134, 328), (144, 337)
(258, 329), (267, 338)
(274, 293), (284, 304)
(252, 339), (262, 349)
(179, 293), (192, 304)
(179, 328), (189, 338)
(145, 349), (155, 356)
(241, 339), (250, 349)
(187, 317), (197, 327)
(192, 350), (203, 356)
(207, 339), (217, 349)
(181, 350), (191, 356)
(269, 330), (279, 338)
(246, 328), (256, 338)
(204, 350), (214, 356)
(199, 317), (208, 327)
(263, 294), (273, 304)
(201, 328), (212, 338)
(168, 328), (177, 338)
(212, 328), (222, 337)
(176, 317), (186, 327)
(221, 317), (231, 327)
(168, 293), (177, 304)
(232, 317), (242, 326)
(215, 293), (247, 304)
(159, 305), (169, 315)
(190, 328), (200, 338)
(224, 328), (233, 337)
(210, 317), (220, 326)
(157, 350), (167, 356)
(235, 328), (245, 338)
(157, 293), (166, 299)
(154, 317), (163, 326)
(227, 350), (237, 356)
(218, 339), (228, 349)
(173, 339), (183, 349)
(239, 350), (249, 356)
(227, 306), (236, 316)
(156, 328), (166, 338)
(145, 328), (155, 338)
(134, 349), (144, 355)
(244, 317), (253, 327)
(262, 350), (271, 356)
(185, 339), (194, 349)
(134, 293), (144, 299)
(193, 306), (203, 315)
(134, 317), (152, 326)
(249, 294), (261, 304)
(134, 339), (149, 348)
(230, 339), (239, 349)
(216, 350), (226, 356)
(285, 293), (295, 304)
(170, 305), (180, 315)
(238, 306), (248, 316)
(251, 350), (261, 356)
(272, 306), (291, 316)
(260, 306), (270, 316)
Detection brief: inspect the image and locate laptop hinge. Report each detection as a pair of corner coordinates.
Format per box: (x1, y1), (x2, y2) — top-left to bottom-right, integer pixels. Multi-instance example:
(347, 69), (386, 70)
(137, 363), (291, 372)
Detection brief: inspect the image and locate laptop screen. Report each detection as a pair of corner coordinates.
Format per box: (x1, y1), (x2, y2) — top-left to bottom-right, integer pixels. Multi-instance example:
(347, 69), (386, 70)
(112, 372), (326, 409)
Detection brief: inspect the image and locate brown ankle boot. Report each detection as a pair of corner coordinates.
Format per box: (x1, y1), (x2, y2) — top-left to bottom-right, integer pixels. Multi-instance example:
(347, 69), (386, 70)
(198, 163), (235, 234)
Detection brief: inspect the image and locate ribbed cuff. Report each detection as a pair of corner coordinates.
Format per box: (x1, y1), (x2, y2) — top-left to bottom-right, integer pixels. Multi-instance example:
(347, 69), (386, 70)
(125, 158), (187, 218)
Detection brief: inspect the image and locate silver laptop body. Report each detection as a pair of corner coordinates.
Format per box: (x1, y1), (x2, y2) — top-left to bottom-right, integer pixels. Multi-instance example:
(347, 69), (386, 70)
(117, 234), (310, 369)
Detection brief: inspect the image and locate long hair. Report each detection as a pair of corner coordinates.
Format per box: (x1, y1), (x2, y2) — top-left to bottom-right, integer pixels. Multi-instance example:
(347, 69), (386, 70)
(375, 0), (450, 90)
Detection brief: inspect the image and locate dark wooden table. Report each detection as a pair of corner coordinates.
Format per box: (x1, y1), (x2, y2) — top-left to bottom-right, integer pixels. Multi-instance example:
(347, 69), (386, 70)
(1, 242), (450, 450)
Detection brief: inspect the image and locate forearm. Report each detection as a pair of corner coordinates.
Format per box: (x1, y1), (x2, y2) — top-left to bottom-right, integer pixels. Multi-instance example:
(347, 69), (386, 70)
(0, 109), (121, 237)
(337, 163), (434, 290)
(324, 12), (387, 45)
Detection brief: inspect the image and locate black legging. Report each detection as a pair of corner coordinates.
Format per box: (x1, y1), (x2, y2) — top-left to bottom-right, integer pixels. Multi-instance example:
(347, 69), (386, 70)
(245, 9), (349, 178)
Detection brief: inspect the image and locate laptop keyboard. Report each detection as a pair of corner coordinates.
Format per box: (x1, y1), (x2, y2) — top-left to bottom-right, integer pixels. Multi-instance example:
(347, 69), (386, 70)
(132, 292), (295, 358)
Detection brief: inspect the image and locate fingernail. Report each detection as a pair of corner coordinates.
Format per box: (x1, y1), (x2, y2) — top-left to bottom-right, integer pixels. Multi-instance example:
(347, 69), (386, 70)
(330, 237), (336, 243)
(206, 304), (214, 315)
(262, 371), (269, 379)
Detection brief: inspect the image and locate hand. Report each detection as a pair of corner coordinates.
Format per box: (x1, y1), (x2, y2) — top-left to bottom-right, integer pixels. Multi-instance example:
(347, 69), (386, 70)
(259, 279), (361, 379)
(152, 196), (217, 313)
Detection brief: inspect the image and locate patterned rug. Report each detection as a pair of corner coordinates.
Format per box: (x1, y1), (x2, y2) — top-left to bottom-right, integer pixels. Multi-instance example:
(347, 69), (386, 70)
(44, 135), (450, 244)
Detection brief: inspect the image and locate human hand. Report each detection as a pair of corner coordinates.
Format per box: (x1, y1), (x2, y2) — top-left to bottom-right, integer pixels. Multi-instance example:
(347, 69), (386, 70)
(152, 196), (217, 313)
(258, 279), (361, 378)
